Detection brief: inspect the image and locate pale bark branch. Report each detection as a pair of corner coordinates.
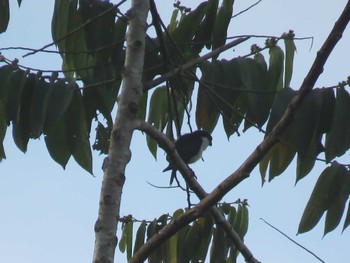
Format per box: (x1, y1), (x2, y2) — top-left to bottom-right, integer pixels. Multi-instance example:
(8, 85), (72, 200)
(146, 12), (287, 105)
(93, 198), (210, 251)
(92, 1), (149, 262)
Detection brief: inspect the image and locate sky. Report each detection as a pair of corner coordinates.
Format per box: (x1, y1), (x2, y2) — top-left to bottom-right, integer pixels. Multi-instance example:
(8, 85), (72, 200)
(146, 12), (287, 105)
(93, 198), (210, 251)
(0, 0), (350, 262)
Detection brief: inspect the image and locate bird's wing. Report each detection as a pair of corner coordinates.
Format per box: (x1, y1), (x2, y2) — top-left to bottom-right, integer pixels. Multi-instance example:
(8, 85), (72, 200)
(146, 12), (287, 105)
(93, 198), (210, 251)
(175, 133), (202, 163)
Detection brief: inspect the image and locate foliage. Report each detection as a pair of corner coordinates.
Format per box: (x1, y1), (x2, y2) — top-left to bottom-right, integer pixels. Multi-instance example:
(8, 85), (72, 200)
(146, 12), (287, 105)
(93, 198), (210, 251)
(119, 202), (249, 263)
(1, 0), (350, 261)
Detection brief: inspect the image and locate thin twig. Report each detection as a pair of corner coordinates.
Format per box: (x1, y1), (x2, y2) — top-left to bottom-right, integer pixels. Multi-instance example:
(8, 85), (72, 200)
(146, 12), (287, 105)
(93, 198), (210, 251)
(260, 218), (325, 263)
(232, 0), (262, 19)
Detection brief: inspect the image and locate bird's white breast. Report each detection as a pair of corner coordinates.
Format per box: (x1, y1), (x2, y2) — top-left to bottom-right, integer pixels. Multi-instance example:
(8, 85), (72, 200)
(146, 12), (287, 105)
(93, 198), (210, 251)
(188, 137), (211, 164)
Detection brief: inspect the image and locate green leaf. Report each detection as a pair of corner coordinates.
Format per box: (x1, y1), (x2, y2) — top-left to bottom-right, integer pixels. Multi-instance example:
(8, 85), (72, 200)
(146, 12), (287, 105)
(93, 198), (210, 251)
(193, 0), (219, 50)
(237, 58), (270, 130)
(296, 133), (323, 183)
(30, 77), (51, 138)
(0, 64), (15, 99)
(0, 0), (9, 33)
(164, 222), (178, 263)
(5, 69), (28, 124)
(170, 2), (208, 51)
(260, 88), (296, 183)
(44, 79), (74, 131)
(317, 88), (335, 134)
(212, 0), (234, 59)
(325, 87), (350, 161)
(51, 0), (72, 50)
(233, 204), (249, 238)
(12, 73), (36, 152)
(192, 213), (213, 263)
(283, 31), (296, 88)
(168, 9), (179, 33)
(298, 162), (343, 234)
(196, 62), (222, 133)
(293, 88), (322, 154)
(210, 226), (227, 263)
(147, 219), (162, 263)
(324, 167), (350, 235)
(65, 88), (92, 174)
(119, 221), (133, 259)
(0, 101), (7, 160)
(268, 127), (296, 182)
(182, 218), (205, 262)
(254, 52), (268, 73)
(342, 200), (350, 232)
(44, 119), (71, 169)
(265, 88), (296, 134)
(267, 45), (284, 92)
(147, 86), (169, 159)
(80, 1), (115, 56)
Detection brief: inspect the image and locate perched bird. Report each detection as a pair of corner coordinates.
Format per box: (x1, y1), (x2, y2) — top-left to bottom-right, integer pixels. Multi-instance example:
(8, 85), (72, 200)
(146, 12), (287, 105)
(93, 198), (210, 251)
(163, 130), (212, 185)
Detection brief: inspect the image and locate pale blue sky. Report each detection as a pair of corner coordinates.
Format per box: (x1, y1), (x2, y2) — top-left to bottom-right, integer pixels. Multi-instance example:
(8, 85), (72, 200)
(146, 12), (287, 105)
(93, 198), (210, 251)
(1, 1), (350, 262)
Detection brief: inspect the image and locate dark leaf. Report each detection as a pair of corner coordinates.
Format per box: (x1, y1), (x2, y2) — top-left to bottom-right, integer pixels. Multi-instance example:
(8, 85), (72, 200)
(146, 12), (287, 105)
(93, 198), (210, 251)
(193, 0), (219, 51)
(65, 88), (92, 174)
(293, 88), (323, 154)
(51, 0), (72, 51)
(296, 133), (323, 183)
(267, 45), (284, 92)
(283, 32), (296, 88)
(325, 87), (350, 161)
(170, 2), (208, 52)
(317, 88), (335, 134)
(44, 119), (71, 169)
(260, 88), (296, 183)
(147, 86), (169, 158)
(196, 62), (222, 133)
(210, 226), (227, 263)
(0, 101), (7, 160)
(342, 199), (350, 232)
(5, 69), (28, 124)
(212, 0), (234, 59)
(0, 0), (9, 33)
(30, 78), (51, 138)
(192, 213), (213, 263)
(44, 79), (74, 131)
(119, 221), (133, 260)
(324, 167), (350, 235)
(298, 162), (343, 234)
(0, 64), (15, 99)
(233, 204), (249, 238)
(12, 73), (36, 152)
(237, 58), (270, 130)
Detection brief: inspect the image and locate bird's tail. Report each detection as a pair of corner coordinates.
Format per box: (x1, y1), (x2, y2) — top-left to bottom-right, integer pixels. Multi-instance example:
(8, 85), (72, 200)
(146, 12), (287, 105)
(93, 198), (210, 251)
(169, 169), (177, 185)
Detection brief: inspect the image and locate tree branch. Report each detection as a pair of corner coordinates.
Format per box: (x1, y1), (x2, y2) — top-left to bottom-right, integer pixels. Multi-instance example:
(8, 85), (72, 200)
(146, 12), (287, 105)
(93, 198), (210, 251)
(92, 1), (149, 262)
(132, 120), (260, 263)
(143, 36), (250, 91)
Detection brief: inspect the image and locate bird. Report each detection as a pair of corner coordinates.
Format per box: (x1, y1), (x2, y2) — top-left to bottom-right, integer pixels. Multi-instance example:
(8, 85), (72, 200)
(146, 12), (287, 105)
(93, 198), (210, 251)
(163, 130), (212, 185)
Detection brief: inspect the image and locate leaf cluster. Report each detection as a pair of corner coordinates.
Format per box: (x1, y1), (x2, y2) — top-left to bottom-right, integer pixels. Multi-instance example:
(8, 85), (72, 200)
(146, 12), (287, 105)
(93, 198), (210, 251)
(119, 203), (249, 263)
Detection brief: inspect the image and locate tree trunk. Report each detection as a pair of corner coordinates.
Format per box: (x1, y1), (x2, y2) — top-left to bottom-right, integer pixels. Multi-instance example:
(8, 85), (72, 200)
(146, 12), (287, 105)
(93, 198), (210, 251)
(92, 1), (149, 262)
